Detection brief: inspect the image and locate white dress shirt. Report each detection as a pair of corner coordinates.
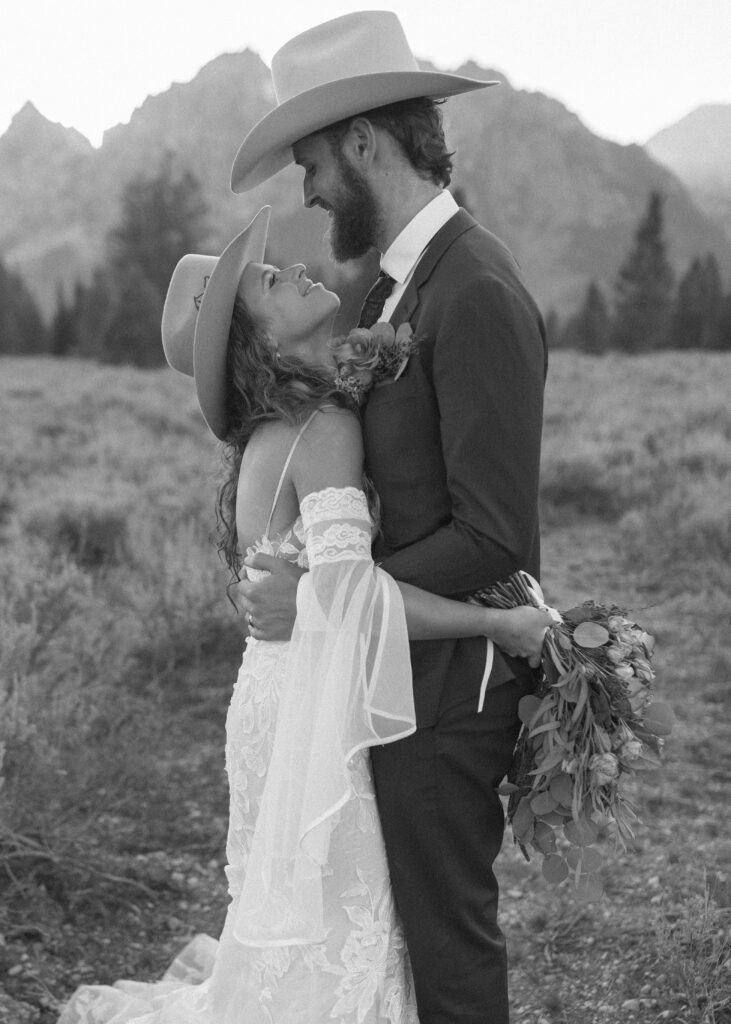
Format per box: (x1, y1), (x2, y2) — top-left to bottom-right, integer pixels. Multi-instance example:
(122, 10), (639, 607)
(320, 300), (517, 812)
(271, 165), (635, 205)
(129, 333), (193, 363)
(380, 190), (459, 322)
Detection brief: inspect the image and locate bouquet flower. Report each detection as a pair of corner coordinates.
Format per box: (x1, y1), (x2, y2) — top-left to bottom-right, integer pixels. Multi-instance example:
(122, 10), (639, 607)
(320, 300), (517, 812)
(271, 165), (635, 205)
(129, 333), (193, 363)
(330, 322), (417, 401)
(474, 572), (675, 897)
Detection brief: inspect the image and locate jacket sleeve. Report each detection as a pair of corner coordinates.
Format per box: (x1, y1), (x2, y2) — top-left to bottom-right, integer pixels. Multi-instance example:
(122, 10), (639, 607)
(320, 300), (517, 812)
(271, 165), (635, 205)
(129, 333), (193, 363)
(379, 275), (546, 597)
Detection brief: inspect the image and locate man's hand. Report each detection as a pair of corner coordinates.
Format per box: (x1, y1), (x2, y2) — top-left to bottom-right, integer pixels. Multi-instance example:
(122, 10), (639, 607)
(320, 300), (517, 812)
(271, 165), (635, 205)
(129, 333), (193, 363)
(232, 554), (305, 641)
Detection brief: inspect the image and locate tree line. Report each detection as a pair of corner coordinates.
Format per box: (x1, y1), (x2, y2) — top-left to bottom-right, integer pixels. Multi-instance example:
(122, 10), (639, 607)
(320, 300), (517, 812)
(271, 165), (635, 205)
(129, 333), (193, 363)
(549, 191), (731, 353)
(0, 155), (209, 365)
(2, 165), (731, 361)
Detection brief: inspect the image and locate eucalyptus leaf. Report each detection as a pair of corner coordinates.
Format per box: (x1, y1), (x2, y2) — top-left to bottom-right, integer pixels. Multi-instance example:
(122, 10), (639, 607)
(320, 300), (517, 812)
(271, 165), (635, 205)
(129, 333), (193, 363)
(573, 622), (610, 648)
(518, 695), (542, 727)
(530, 791), (558, 815)
(533, 821), (558, 855)
(563, 605), (595, 625)
(537, 809), (569, 826)
(541, 854), (569, 884)
(549, 773), (574, 806)
(566, 846), (581, 869)
(564, 817), (599, 847)
(579, 847), (603, 872)
(641, 701), (675, 737)
(511, 796), (535, 843)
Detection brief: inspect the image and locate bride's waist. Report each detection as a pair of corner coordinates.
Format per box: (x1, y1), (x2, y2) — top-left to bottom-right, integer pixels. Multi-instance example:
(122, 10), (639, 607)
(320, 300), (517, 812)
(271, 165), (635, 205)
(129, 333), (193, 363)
(244, 637), (290, 649)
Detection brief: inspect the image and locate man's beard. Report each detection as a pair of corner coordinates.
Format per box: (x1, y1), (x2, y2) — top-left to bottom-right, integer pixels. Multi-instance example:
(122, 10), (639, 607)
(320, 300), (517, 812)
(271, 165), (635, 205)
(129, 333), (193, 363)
(326, 153), (381, 263)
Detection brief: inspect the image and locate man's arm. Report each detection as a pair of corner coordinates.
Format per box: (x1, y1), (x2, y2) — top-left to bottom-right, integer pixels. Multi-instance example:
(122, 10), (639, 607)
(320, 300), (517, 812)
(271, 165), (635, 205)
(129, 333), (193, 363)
(380, 275), (546, 596)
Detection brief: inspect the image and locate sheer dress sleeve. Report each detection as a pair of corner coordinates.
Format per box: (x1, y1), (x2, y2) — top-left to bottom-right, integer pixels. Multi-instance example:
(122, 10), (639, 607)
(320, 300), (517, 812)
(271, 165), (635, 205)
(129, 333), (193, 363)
(233, 486), (415, 947)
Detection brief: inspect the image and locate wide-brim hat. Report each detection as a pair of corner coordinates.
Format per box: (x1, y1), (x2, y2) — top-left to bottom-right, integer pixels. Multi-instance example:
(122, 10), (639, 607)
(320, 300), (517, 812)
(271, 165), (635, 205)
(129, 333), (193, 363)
(161, 206), (271, 440)
(231, 10), (498, 193)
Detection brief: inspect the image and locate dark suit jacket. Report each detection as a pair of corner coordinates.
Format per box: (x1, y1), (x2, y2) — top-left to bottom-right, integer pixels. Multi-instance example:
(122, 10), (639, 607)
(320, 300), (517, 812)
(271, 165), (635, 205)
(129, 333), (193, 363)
(362, 208), (547, 727)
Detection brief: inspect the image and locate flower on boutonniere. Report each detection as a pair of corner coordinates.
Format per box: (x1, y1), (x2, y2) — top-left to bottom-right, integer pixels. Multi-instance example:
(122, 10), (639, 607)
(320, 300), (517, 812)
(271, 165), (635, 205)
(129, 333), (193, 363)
(330, 322), (417, 402)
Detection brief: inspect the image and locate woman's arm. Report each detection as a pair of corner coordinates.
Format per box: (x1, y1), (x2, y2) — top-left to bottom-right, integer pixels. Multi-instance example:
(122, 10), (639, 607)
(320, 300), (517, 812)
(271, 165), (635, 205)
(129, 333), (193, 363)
(397, 581), (552, 665)
(260, 406), (550, 663)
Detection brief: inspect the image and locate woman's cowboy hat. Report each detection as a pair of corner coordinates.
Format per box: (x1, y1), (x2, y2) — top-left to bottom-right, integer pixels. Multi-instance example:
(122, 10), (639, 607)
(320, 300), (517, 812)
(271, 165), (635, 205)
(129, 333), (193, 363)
(231, 10), (497, 193)
(161, 206), (271, 440)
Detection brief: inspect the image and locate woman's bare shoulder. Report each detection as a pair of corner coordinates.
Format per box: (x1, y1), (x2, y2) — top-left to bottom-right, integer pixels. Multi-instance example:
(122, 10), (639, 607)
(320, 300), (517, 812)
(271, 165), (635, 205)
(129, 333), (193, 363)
(292, 406), (364, 495)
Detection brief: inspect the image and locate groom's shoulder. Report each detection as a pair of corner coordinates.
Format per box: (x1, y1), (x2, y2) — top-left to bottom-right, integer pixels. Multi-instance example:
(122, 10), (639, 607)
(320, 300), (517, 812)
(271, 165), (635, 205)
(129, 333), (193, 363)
(441, 213), (520, 279)
(425, 214), (532, 311)
(424, 213), (544, 330)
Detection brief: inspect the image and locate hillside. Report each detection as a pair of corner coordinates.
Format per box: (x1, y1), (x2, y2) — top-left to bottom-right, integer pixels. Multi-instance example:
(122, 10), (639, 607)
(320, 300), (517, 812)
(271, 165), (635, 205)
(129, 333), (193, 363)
(2, 56), (731, 321)
(646, 103), (731, 240)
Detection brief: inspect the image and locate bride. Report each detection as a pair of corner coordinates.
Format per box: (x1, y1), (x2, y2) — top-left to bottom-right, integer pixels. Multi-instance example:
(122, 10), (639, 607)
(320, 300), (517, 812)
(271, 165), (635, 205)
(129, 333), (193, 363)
(58, 207), (550, 1024)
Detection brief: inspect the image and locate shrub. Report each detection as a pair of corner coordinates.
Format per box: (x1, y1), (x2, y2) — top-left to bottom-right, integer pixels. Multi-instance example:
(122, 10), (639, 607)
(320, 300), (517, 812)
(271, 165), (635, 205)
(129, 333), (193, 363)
(24, 491), (132, 569)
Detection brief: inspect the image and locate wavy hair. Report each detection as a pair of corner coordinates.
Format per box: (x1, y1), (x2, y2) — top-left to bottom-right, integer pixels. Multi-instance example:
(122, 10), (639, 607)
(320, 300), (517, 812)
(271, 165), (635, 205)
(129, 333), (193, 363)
(215, 298), (352, 579)
(323, 96), (454, 187)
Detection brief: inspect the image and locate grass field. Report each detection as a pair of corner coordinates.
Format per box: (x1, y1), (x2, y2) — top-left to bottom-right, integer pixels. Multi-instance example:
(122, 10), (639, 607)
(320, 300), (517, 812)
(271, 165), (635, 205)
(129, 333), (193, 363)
(0, 351), (729, 1023)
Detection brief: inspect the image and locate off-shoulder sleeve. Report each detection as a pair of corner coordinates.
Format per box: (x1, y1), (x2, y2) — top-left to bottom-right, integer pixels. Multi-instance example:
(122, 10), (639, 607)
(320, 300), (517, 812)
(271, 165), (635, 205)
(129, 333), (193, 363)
(233, 487), (415, 947)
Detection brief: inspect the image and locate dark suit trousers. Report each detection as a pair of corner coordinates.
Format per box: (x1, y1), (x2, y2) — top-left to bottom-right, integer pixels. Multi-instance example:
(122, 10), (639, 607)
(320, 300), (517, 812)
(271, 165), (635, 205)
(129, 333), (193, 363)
(371, 673), (531, 1024)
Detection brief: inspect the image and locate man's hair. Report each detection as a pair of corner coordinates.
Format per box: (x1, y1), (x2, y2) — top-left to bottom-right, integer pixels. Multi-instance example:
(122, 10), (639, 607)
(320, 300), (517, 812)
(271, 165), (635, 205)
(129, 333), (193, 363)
(322, 96), (454, 187)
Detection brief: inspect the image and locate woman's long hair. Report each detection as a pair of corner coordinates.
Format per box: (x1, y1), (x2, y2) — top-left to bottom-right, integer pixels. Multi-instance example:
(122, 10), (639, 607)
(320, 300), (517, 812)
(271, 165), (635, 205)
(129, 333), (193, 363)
(215, 298), (352, 579)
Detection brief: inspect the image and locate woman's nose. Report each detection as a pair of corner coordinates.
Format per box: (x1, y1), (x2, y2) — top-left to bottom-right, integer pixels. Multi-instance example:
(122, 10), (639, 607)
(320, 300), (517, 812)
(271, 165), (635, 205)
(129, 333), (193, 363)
(280, 264), (306, 282)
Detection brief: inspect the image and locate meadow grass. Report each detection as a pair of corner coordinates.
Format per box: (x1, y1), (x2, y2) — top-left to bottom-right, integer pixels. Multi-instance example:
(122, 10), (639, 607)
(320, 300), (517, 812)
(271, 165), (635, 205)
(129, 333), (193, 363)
(0, 351), (729, 1022)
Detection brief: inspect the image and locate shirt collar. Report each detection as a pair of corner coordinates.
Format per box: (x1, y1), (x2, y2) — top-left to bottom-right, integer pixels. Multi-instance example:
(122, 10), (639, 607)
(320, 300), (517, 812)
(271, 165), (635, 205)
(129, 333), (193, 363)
(381, 191), (459, 284)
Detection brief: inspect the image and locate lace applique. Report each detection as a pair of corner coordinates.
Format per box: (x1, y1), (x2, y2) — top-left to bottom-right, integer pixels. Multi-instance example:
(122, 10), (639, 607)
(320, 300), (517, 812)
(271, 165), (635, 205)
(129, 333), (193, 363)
(245, 518), (308, 580)
(307, 522), (372, 566)
(300, 487), (372, 568)
(300, 486), (370, 527)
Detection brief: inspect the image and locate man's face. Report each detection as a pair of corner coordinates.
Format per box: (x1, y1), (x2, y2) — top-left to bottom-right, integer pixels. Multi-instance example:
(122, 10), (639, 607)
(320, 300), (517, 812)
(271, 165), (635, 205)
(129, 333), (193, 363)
(292, 132), (381, 262)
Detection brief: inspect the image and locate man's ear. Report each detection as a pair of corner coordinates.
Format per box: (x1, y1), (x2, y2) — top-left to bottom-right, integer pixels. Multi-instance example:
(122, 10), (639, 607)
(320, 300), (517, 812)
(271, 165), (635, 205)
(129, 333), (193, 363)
(343, 117), (378, 167)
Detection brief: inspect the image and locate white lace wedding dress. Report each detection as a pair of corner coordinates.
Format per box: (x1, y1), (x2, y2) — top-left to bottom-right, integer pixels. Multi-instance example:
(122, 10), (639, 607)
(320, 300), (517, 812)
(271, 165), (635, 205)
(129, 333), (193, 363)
(58, 478), (419, 1024)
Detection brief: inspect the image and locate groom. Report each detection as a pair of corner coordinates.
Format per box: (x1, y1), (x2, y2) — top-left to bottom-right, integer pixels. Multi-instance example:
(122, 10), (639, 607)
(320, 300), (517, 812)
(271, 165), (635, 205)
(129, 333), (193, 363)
(231, 12), (547, 1023)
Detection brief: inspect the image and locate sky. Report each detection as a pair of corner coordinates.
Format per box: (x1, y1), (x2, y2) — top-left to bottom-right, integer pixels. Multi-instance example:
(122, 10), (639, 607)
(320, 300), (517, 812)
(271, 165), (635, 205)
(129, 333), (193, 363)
(2, 0), (730, 148)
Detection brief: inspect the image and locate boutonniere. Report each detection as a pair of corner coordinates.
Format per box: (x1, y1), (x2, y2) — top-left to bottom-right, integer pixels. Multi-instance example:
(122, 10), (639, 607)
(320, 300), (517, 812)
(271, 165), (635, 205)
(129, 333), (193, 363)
(330, 322), (418, 402)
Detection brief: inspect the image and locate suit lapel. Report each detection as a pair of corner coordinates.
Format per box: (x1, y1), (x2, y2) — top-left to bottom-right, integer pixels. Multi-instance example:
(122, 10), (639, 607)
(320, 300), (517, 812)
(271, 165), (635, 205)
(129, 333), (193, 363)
(388, 208), (477, 326)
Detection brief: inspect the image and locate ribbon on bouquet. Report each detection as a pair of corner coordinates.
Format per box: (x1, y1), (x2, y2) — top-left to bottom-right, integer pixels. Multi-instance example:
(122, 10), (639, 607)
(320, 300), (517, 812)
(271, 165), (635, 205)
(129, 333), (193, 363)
(476, 571), (562, 714)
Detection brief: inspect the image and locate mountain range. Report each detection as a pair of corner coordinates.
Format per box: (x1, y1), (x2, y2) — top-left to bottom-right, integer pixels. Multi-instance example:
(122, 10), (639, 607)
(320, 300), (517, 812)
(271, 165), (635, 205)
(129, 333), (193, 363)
(2, 49), (730, 321)
(646, 104), (731, 239)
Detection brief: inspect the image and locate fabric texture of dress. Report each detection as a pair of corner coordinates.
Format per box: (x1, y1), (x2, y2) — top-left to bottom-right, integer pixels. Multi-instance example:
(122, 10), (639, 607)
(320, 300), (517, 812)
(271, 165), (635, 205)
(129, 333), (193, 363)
(58, 476), (418, 1024)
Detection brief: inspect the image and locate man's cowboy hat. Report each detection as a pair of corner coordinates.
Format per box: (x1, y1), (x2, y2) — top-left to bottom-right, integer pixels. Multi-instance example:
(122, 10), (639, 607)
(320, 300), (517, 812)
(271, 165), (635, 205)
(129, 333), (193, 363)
(161, 206), (271, 440)
(231, 10), (497, 193)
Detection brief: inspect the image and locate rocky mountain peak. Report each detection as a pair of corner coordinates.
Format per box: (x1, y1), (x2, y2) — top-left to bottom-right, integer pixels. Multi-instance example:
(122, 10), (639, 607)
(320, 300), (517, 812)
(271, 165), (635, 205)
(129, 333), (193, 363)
(1, 101), (93, 157)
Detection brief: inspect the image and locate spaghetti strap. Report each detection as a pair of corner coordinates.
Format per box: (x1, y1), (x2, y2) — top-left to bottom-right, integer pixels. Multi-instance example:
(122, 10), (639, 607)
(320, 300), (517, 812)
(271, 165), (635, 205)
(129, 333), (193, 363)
(265, 408), (322, 538)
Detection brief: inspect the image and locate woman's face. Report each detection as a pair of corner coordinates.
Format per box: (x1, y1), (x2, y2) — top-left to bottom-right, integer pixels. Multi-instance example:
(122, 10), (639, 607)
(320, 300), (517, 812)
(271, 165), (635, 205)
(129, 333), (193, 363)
(237, 261), (340, 363)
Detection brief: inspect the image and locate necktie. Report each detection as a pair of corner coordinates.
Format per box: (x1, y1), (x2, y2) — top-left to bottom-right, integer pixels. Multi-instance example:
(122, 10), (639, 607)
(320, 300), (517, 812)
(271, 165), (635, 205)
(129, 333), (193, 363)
(357, 271), (396, 329)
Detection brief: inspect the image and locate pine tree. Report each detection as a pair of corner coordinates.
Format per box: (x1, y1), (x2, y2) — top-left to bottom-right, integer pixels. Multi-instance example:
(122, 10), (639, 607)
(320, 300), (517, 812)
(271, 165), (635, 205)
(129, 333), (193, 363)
(713, 289), (731, 351)
(100, 153), (210, 367)
(50, 284), (79, 356)
(574, 282), (611, 354)
(611, 191), (675, 353)
(107, 152), (209, 298)
(0, 258), (48, 354)
(72, 272), (116, 359)
(669, 254), (722, 349)
(102, 266), (165, 366)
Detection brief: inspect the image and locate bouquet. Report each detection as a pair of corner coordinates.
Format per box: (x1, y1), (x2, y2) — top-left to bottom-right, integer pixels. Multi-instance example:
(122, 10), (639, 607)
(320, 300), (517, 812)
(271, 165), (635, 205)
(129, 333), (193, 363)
(330, 322), (417, 401)
(475, 572), (675, 897)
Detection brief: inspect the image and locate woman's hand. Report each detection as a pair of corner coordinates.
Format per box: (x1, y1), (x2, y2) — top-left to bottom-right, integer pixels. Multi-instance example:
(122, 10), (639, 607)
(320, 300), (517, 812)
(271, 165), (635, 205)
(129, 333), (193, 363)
(488, 606), (555, 668)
